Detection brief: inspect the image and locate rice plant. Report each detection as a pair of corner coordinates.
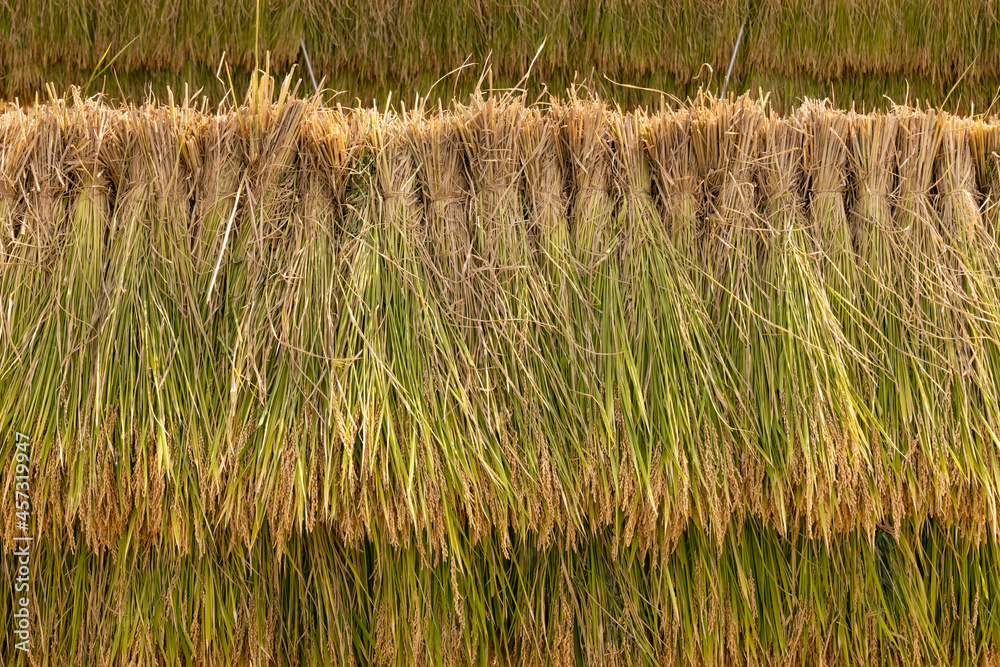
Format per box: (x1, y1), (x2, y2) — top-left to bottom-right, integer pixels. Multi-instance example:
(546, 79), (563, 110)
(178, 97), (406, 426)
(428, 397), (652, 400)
(2, 85), (1000, 666)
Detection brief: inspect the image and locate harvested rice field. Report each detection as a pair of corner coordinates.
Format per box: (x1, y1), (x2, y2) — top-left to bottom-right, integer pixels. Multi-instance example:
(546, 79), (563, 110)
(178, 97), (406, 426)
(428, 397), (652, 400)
(4, 2), (1000, 667)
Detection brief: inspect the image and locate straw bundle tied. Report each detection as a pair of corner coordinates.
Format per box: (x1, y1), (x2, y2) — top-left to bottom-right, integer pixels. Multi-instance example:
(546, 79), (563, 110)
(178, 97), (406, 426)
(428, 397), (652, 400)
(3, 80), (1000, 666)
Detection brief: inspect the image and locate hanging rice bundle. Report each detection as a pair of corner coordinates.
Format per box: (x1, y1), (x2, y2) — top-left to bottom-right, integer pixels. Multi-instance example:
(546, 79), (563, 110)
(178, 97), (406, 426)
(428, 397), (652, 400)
(561, 99), (632, 537)
(461, 96), (545, 552)
(644, 109), (744, 542)
(933, 115), (1000, 539)
(519, 106), (582, 546)
(893, 108), (954, 525)
(219, 75), (306, 550)
(756, 113), (868, 541)
(690, 97), (761, 542)
(849, 109), (904, 527)
(188, 110), (243, 526)
(2, 89), (1000, 666)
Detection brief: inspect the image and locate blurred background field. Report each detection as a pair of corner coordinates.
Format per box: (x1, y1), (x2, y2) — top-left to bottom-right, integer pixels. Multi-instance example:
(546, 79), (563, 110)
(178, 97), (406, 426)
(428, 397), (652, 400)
(4, 0), (1000, 112)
